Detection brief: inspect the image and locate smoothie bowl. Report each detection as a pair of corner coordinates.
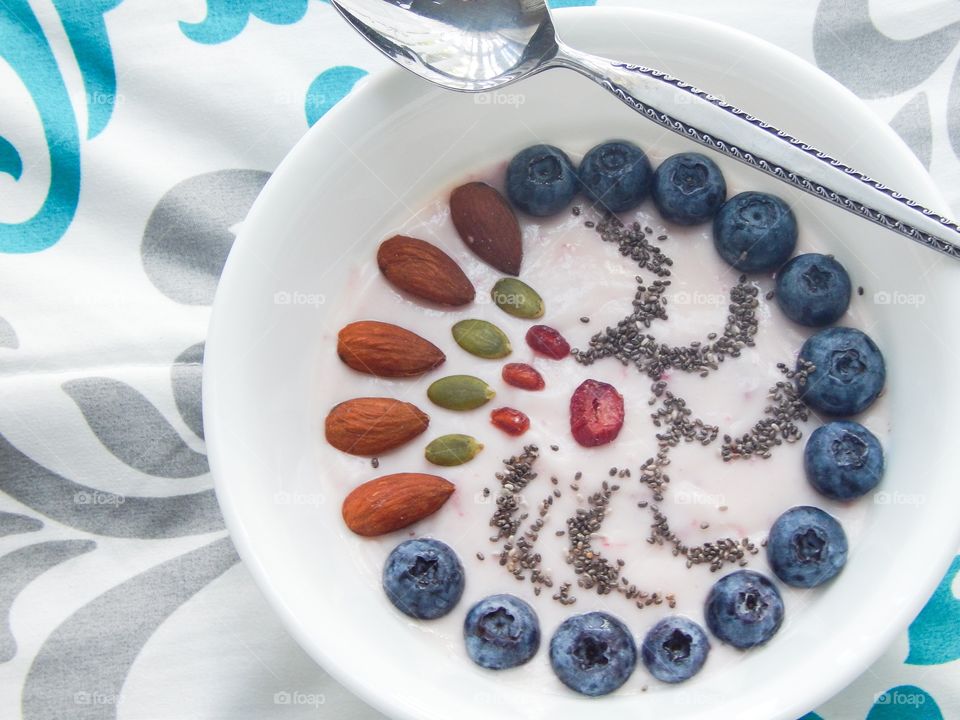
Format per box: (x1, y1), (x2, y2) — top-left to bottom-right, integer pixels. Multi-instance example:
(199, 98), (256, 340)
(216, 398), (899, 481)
(204, 9), (960, 720)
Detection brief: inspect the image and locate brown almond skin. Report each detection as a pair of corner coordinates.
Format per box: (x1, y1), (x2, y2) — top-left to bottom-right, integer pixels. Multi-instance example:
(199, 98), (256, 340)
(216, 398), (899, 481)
(342, 473), (455, 536)
(338, 321), (445, 377)
(378, 235), (475, 306)
(450, 182), (522, 276)
(325, 397), (430, 456)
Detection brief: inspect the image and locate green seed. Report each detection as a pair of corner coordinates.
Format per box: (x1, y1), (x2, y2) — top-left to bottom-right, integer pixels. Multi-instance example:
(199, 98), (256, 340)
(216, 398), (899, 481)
(427, 375), (496, 410)
(451, 319), (512, 359)
(491, 278), (545, 319)
(424, 434), (484, 466)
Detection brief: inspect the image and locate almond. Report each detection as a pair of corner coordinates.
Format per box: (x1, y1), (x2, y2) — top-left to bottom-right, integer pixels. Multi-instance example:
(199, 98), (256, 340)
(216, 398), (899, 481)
(377, 235), (475, 306)
(450, 182), (522, 275)
(338, 321), (445, 377)
(342, 473), (455, 536)
(325, 397), (430, 456)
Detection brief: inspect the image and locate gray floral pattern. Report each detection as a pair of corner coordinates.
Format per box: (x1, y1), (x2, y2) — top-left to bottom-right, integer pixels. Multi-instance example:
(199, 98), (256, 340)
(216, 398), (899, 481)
(172, 342), (205, 440)
(0, 433), (223, 538)
(141, 170), (271, 305)
(21, 538), (238, 720)
(63, 377), (209, 478)
(0, 541), (96, 662)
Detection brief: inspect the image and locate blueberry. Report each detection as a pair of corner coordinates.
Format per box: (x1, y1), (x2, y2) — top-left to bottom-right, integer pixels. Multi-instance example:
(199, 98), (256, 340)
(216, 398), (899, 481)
(640, 616), (711, 683)
(505, 144), (578, 217)
(549, 611), (637, 696)
(767, 506), (848, 588)
(578, 140), (653, 213)
(797, 326), (885, 416)
(713, 191), (797, 272)
(463, 594), (540, 669)
(652, 152), (727, 225)
(775, 253), (852, 326)
(382, 538), (464, 620)
(804, 420), (884, 500)
(705, 570), (784, 649)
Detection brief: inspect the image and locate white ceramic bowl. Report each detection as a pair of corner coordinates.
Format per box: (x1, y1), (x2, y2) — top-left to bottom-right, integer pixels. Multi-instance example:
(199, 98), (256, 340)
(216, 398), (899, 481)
(205, 8), (960, 720)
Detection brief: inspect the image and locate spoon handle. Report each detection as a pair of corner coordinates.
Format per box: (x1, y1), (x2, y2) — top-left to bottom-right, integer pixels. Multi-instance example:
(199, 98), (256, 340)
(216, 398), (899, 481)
(549, 45), (960, 261)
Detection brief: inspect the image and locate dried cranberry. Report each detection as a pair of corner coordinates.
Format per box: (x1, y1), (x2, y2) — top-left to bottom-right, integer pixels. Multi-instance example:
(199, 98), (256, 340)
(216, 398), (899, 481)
(502, 363), (545, 391)
(525, 325), (570, 360)
(490, 407), (530, 436)
(569, 379), (624, 447)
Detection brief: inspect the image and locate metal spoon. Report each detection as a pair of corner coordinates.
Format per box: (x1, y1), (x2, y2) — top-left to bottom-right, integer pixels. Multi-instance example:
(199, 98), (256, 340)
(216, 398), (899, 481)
(331, 0), (960, 260)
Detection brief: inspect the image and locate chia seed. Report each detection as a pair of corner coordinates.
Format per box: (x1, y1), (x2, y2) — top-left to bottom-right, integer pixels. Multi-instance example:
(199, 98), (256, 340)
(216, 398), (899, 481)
(561, 478), (667, 607)
(487, 445), (570, 596)
(571, 235), (761, 378)
(721, 360), (815, 461)
(371, 457), (379, 469)
(646, 502), (757, 572)
(630, 384), (759, 572)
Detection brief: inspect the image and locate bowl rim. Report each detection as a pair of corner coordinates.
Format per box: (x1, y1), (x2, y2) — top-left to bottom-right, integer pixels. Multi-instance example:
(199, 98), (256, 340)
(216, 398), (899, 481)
(205, 7), (958, 720)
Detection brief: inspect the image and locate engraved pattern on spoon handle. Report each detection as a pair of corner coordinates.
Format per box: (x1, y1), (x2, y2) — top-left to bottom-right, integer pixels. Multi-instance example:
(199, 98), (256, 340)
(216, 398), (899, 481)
(550, 46), (960, 261)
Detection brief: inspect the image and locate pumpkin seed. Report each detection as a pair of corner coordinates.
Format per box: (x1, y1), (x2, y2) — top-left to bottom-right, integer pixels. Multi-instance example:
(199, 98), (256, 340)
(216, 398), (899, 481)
(427, 375), (496, 410)
(424, 434), (484, 466)
(491, 278), (545, 319)
(451, 319), (512, 359)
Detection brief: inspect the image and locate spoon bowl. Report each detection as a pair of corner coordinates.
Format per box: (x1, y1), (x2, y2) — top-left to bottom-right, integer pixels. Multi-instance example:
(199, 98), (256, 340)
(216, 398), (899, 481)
(333, 0), (558, 89)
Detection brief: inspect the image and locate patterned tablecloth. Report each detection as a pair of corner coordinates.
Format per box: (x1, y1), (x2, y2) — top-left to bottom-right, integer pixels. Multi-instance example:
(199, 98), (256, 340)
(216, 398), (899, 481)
(1, 1), (958, 718)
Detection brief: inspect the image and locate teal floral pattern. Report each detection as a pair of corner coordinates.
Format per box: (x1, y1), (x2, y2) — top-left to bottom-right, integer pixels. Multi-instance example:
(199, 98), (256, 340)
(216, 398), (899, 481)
(180, 0), (310, 44)
(305, 66), (368, 125)
(907, 555), (960, 666)
(866, 686), (943, 719)
(0, 0), (82, 253)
